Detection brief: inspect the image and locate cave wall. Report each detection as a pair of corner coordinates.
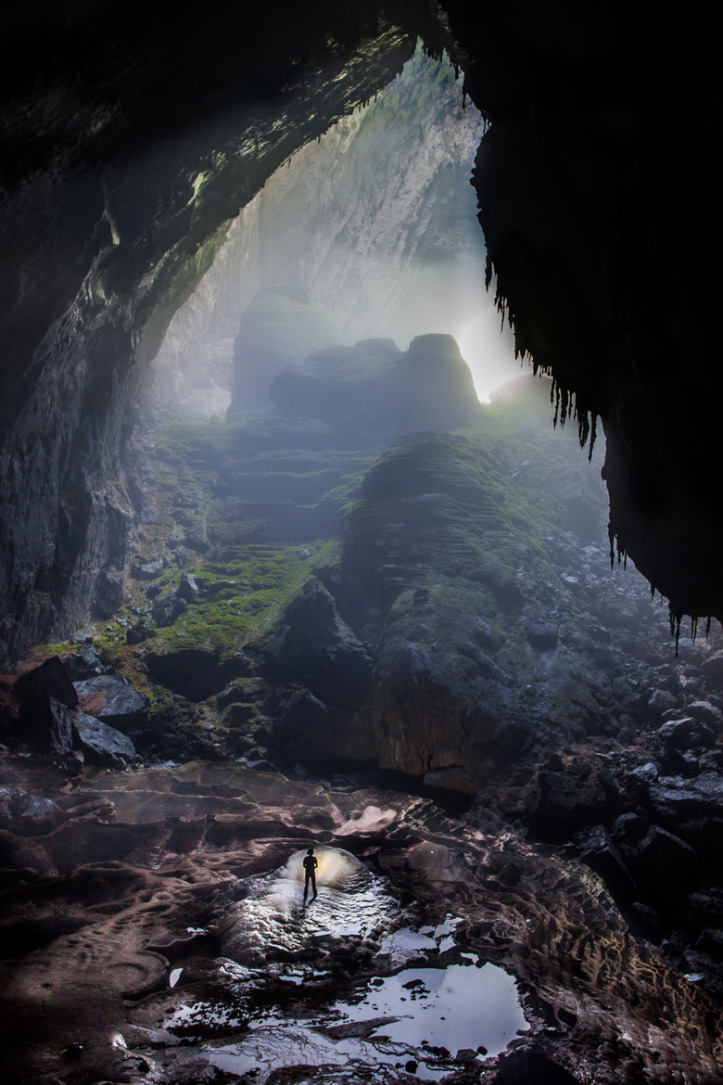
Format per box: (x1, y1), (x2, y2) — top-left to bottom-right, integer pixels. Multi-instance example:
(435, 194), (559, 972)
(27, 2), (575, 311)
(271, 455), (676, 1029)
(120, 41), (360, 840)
(441, 0), (723, 623)
(1, 0), (722, 665)
(0, 1), (447, 665)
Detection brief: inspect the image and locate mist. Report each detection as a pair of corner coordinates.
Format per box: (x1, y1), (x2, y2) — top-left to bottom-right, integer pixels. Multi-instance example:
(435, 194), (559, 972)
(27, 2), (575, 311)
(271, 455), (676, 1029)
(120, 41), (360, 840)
(144, 44), (524, 417)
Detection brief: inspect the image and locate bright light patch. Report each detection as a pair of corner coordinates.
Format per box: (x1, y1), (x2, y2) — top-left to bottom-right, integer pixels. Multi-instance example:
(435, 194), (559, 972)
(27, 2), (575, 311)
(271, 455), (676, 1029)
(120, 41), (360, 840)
(281, 846), (362, 886)
(456, 309), (526, 403)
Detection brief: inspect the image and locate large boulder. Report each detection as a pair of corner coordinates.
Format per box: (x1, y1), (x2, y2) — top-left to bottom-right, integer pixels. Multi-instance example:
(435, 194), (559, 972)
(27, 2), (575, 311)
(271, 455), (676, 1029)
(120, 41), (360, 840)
(16, 696), (75, 754)
(529, 762), (613, 830)
(73, 675), (148, 732)
(338, 430), (617, 777)
(151, 590), (187, 628)
(15, 658), (78, 708)
(621, 825), (699, 890)
(266, 579), (373, 707)
(63, 645), (109, 681)
(72, 713), (139, 770)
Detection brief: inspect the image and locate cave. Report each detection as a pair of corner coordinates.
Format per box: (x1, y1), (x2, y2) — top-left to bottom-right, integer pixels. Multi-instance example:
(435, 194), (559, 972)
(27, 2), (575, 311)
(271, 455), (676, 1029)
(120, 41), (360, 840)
(2, 3), (723, 1084)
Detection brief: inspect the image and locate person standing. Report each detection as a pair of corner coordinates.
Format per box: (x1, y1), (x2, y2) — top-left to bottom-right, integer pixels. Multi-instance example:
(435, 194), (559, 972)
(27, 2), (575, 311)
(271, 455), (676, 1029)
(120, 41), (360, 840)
(302, 846), (318, 903)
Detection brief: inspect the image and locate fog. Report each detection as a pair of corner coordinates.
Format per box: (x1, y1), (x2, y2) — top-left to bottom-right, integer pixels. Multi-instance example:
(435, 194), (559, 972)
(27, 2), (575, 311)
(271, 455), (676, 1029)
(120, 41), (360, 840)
(146, 44), (524, 416)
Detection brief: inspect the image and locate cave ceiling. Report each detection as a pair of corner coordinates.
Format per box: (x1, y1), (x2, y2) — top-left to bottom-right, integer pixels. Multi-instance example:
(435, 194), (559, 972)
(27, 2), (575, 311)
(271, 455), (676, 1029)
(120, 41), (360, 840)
(0, 0), (722, 663)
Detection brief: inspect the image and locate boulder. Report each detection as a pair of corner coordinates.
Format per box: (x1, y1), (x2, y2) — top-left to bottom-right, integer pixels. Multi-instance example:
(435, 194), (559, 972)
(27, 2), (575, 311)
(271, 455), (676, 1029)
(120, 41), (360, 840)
(15, 657), (78, 708)
(531, 765), (611, 830)
(658, 717), (716, 751)
(132, 559), (165, 579)
(685, 701), (723, 728)
(646, 688), (678, 718)
(201, 580), (237, 598)
(423, 766), (476, 795)
(126, 621), (155, 645)
(17, 696), (75, 754)
(611, 812), (649, 849)
(525, 620), (558, 651)
(701, 652), (723, 683)
(144, 648), (223, 701)
(177, 572), (199, 602)
(270, 686), (375, 764)
(267, 579), (373, 707)
(151, 590), (187, 628)
(571, 825), (636, 899)
(63, 646), (108, 681)
(73, 675), (148, 732)
(72, 713), (139, 769)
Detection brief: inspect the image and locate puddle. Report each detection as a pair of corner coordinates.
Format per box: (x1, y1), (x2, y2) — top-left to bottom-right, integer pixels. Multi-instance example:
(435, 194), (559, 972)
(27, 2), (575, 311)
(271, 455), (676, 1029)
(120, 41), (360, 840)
(157, 851), (528, 1081)
(204, 954), (527, 1082)
(337, 955), (527, 1055)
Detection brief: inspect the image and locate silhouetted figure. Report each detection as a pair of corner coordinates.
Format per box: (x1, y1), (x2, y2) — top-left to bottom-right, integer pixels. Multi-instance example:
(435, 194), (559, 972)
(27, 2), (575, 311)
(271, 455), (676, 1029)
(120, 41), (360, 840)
(303, 846), (318, 903)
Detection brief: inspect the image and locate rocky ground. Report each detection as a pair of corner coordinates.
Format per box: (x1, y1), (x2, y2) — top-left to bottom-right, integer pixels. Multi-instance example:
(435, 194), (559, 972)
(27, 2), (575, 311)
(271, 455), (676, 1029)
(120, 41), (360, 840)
(2, 363), (723, 1082)
(1, 754), (723, 1085)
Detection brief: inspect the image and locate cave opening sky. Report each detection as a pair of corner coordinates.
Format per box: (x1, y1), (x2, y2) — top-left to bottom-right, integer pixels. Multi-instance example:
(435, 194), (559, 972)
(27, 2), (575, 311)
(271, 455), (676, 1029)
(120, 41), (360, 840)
(149, 44), (526, 413)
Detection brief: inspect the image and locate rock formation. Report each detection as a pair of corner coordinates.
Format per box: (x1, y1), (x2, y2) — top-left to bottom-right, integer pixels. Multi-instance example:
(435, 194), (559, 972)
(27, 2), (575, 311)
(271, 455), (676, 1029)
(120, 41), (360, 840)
(2, 6), (723, 1083)
(1, 1), (722, 657)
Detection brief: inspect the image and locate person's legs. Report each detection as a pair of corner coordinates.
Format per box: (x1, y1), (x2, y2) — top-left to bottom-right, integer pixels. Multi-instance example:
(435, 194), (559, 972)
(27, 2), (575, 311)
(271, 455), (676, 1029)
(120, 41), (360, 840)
(311, 871), (317, 899)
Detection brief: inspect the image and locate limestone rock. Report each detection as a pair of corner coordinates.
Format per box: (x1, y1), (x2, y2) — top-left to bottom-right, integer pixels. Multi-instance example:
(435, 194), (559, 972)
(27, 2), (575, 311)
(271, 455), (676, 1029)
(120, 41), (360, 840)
(177, 572), (199, 603)
(132, 559), (165, 580)
(701, 653), (723, 683)
(151, 591), (187, 628)
(623, 825), (698, 889)
(266, 579), (373, 708)
(63, 645), (108, 681)
(685, 700), (723, 728)
(144, 648), (225, 702)
(16, 696), (76, 755)
(126, 620), (155, 645)
(658, 717), (716, 751)
(72, 713), (139, 770)
(271, 333), (477, 435)
(531, 765), (611, 829)
(73, 675), (148, 732)
(525, 619), (558, 651)
(15, 658), (78, 709)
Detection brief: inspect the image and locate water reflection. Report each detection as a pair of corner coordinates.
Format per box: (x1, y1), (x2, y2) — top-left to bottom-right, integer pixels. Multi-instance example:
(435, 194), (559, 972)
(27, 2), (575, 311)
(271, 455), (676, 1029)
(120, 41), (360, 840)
(192, 849), (528, 1080)
(205, 954), (527, 1082)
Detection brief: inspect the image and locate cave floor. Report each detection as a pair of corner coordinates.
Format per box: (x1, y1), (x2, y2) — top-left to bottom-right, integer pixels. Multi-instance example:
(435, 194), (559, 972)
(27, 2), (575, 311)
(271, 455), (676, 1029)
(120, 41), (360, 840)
(1, 756), (722, 1084)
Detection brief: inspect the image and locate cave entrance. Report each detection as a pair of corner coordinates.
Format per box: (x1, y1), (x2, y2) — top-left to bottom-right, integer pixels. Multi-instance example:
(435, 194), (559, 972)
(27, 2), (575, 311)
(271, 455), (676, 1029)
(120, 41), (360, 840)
(141, 44), (522, 421)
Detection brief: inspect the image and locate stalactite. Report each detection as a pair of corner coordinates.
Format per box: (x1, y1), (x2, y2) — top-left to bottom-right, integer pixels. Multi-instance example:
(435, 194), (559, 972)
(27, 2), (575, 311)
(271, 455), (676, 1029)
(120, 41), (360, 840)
(668, 606), (682, 656)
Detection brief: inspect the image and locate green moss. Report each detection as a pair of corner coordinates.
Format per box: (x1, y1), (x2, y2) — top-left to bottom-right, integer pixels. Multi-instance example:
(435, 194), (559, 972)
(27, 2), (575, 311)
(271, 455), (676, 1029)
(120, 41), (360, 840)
(152, 543), (323, 660)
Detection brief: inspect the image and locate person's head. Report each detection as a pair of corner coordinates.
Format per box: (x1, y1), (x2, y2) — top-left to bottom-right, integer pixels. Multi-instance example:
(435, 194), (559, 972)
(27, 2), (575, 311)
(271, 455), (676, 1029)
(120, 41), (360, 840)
(307, 847), (314, 855)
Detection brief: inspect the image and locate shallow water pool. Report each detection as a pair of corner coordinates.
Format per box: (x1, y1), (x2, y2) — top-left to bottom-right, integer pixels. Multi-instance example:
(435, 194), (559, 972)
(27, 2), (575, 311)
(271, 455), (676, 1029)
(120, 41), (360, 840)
(205, 953), (527, 1082)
